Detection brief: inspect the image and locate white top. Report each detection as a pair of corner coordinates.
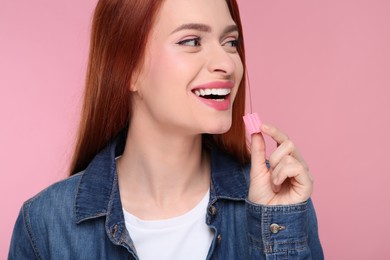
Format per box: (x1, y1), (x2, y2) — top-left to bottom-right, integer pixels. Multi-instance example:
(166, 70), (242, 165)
(123, 189), (214, 260)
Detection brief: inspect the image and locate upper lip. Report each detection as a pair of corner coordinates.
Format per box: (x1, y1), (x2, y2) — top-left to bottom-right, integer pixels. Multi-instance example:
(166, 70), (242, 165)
(191, 81), (234, 91)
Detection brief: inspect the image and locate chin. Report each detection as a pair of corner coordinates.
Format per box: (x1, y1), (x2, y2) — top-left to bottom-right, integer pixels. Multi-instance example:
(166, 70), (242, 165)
(204, 120), (232, 134)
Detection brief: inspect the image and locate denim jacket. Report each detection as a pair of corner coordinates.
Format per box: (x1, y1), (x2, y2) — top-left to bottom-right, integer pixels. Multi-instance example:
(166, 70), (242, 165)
(9, 131), (324, 259)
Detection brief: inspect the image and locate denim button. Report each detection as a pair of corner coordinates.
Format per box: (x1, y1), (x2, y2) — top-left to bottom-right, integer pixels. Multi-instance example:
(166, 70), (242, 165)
(209, 205), (217, 216)
(217, 234), (222, 243)
(270, 223), (285, 234)
(111, 224), (118, 237)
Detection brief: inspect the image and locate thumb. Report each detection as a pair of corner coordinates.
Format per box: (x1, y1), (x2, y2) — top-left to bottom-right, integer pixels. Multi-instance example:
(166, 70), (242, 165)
(250, 133), (269, 177)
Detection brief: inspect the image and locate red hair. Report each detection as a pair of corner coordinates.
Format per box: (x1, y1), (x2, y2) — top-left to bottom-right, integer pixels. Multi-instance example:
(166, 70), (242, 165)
(70, 0), (249, 175)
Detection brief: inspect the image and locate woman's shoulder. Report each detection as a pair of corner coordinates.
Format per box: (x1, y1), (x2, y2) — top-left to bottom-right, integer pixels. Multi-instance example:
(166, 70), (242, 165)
(22, 171), (85, 218)
(10, 171), (109, 259)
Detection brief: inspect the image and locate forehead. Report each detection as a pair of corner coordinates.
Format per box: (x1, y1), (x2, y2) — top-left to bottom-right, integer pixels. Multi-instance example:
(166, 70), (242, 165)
(155, 0), (235, 31)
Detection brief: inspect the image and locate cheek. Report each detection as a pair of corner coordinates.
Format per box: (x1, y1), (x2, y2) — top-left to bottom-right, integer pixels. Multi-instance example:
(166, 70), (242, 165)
(235, 55), (244, 82)
(148, 48), (197, 86)
(142, 48), (198, 108)
(232, 55), (244, 99)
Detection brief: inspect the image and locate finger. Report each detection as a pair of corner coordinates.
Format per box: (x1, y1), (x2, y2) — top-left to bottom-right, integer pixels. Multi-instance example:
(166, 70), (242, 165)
(271, 156), (311, 187)
(250, 133), (269, 177)
(262, 124), (308, 169)
(261, 124), (289, 146)
(271, 182), (282, 193)
(268, 139), (295, 169)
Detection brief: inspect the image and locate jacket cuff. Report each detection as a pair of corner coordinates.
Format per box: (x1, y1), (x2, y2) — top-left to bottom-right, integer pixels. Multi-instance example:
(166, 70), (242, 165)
(246, 200), (309, 254)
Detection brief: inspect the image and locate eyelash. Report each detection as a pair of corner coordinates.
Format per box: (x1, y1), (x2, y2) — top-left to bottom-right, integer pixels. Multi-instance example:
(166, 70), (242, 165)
(176, 37), (240, 48)
(177, 37), (202, 47)
(225, 39), (240, 48)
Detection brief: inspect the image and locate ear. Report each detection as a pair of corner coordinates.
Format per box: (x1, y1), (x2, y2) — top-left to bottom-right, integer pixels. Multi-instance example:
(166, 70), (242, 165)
(130, 61), (146, 92)
(129, 71), (145, 100)
(129, 70), (141, 92)
(130, 82), (138, 92)
(129, 73), (139, 92)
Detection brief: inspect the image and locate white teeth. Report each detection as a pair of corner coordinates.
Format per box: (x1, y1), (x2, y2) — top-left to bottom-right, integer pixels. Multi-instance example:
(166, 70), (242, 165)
(218, 89), (230, 95)
(193, 88), (231, 97)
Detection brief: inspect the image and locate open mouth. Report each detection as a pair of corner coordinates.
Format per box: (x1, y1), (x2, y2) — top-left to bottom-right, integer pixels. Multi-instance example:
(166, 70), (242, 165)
(192, 88), (231, 101)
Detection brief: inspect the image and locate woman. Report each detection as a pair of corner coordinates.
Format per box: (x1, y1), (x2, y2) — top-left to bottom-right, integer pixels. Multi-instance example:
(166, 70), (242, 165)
(9, 0), (323, 259)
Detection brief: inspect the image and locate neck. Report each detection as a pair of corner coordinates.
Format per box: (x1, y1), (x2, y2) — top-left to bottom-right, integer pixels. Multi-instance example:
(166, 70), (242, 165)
(117, 114), (210, 216)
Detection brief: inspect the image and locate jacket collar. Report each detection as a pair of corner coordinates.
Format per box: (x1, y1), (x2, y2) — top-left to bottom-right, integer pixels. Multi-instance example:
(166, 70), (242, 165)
(74, 130), (126, 224)
(74, 130), (249, 224)
(209, 145), (249, 200)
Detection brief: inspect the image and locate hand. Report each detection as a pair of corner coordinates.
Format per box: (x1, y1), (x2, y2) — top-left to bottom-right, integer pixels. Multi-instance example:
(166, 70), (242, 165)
(248, 124), (313, 205)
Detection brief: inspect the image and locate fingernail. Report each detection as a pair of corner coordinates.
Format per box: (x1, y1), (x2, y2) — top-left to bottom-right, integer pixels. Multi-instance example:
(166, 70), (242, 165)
(262, 124), (269, 130)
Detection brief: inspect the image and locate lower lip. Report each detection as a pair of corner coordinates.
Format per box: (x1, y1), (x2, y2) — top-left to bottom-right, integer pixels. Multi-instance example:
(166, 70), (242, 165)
(194, 94), (231, 111)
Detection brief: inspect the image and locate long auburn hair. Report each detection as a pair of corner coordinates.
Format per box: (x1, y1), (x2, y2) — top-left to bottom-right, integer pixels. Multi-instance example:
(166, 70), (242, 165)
(70, 0), (250, 175)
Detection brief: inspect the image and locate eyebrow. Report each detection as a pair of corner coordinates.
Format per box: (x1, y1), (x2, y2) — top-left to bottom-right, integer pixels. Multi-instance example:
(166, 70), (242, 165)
(222, 24), (239, 36)
(170, 23), (239, 36)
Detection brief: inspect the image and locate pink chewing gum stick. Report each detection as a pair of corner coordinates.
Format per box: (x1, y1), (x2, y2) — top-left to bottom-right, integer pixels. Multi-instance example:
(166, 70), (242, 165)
(243, 112), (262, 135)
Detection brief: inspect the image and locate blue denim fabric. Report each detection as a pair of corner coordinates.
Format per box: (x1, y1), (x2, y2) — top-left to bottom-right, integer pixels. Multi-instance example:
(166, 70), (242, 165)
(9, 131), (324, 259)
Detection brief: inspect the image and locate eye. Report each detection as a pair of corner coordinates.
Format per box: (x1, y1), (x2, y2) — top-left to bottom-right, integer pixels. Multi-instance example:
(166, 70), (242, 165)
(177, 37), (201, 47)
(224, 39), (240, 48)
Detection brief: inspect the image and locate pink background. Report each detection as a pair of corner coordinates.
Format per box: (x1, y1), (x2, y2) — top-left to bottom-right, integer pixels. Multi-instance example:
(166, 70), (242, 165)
(1, 0), (389, 258)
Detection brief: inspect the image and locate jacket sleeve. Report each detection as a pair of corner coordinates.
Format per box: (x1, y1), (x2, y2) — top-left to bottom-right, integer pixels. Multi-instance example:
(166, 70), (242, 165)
(246, 198), (324, 259)
(8, 207), (39, 260)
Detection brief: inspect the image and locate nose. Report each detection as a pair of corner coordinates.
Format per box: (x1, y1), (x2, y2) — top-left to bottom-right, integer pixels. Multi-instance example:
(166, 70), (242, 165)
(207, 45), (237, 77)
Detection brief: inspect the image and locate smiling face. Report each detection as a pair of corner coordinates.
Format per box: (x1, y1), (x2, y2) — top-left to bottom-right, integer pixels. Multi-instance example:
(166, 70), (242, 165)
(131, 0), (244, 135)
